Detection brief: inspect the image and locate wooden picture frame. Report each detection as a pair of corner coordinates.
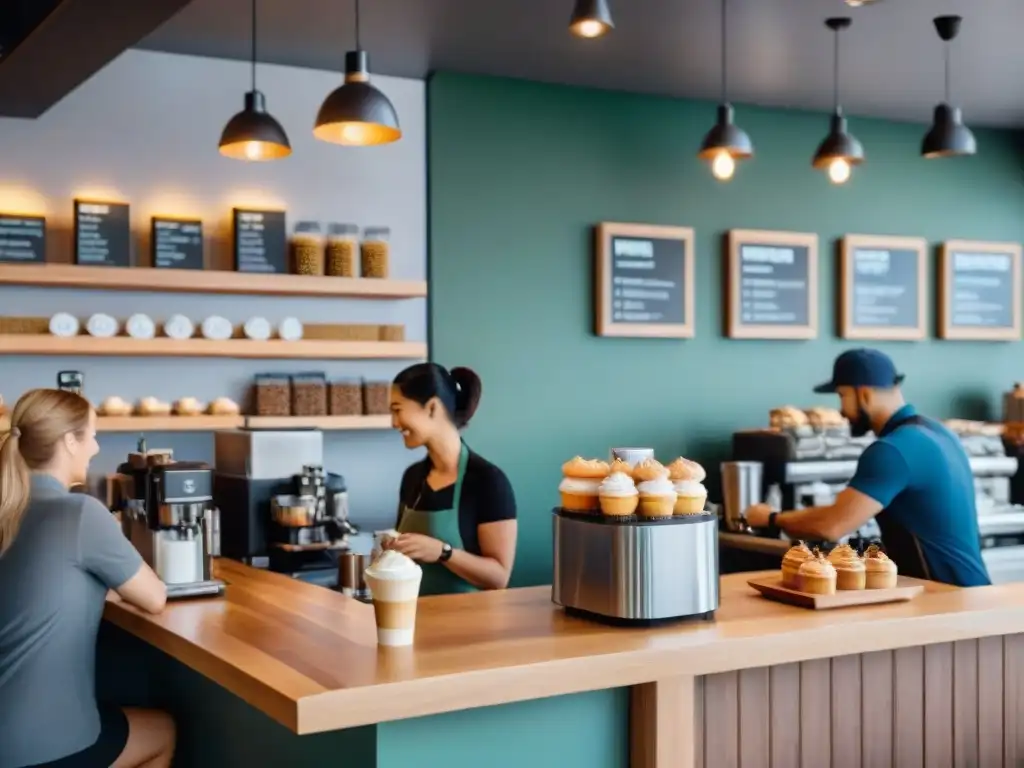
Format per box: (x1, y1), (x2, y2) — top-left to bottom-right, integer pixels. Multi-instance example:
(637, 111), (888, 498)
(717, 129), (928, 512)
(725, 229), (818, 339)
(594, 222), (695, 338)
(838, 234), (928, 341)
(938, 239), (1022, 341)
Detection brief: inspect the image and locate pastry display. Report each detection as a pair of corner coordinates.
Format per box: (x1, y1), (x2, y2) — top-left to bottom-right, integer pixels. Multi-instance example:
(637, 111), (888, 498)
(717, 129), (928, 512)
(781, 541), (814, 589)
(636, 477), (676, 518)
(804, 407), (846, 430)
(98, 396), (133, 417)
(797, 550), (837, 595)
(207, 397), (241, 416)
(830, 546), (866, 591)
(598, 471), (639, 517)
(863, 544), (899, 589)
(667, 457), (707, 514)
(135, 397), (172, 416)
(632, 458), (669, 483)
(770, 405), (809, 430)
(560, 457), (610, 511)
(173, 397), (204, 416)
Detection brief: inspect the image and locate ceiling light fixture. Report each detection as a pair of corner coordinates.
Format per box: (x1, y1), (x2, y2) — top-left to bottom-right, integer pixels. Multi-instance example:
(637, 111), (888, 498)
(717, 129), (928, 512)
(921, 15), (975, 159)
(218, 0), (292, 161)
(697, 0), (752, 181)
(313, 0), (401, 146)
(812, 17), (863, 185)
(569, 0), (614, 39)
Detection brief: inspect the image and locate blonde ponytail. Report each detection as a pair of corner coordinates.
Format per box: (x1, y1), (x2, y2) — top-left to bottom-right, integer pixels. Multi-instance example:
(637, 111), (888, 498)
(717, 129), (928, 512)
(0, 389), (92, 556)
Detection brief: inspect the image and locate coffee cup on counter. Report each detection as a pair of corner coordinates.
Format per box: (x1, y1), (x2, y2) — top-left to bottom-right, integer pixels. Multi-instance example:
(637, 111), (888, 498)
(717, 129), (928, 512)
(363, 551), (423, 647)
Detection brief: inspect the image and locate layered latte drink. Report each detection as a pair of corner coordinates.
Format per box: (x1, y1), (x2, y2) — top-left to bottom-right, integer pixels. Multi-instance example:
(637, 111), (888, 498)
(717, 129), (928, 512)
(363, 550), (423, 647)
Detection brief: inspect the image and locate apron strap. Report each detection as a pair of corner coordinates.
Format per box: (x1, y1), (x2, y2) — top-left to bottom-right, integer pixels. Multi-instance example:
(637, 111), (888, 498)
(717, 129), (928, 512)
(451, 442), (470, 512)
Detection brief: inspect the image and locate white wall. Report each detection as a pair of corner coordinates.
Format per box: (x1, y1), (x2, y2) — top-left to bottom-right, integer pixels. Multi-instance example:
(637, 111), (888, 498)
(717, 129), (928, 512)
(0, 49), (426, 531)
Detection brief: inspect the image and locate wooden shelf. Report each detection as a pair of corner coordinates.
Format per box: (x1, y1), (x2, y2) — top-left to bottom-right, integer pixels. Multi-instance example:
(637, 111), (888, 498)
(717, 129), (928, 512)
(0, 263), (427, 299)
(95, 414), (393, 433)
(0, 335), (427, 360)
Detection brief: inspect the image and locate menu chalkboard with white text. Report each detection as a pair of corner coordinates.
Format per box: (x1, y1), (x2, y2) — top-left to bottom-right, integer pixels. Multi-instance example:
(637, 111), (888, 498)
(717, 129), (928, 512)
(839, 235), (927, 340)
(152, 217), (204, 270)
(0, 213), (45, 263)
(74, 200), (131, 267)
(939, 240), (1022, 340)
(726, 229), (818, 339)
(233, 208), (287, 274)
(594, 222), (695, 338)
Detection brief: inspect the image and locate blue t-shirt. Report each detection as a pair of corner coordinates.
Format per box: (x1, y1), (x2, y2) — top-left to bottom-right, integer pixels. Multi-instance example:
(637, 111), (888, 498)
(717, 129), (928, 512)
(848, 404), (991, 587)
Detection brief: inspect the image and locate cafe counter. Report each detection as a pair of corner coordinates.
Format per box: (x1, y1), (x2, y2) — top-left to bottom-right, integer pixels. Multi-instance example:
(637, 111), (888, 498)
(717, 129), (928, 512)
(99, 559), (1024, 768)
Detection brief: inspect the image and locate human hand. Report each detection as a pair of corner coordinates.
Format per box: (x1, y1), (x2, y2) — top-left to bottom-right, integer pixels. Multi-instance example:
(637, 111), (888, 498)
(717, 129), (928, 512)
(744, 503), (774, 529)
(390, 533), (444, 563)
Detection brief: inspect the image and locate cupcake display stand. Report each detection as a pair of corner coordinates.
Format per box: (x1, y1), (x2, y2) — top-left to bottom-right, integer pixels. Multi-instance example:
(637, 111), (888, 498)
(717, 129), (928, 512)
(747, 574), (925, 610)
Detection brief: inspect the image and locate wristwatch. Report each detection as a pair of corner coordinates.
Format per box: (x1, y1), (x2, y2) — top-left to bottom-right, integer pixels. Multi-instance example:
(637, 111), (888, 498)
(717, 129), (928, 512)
(437, 542), (453, 563)
(767, 512), (780, 534)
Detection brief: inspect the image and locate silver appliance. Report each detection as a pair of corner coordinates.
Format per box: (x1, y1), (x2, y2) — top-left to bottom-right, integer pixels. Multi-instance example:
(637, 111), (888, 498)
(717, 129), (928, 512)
(720, 461), (763, 532)
(552, 509), (719, 624)
(120, 460), (226, 599)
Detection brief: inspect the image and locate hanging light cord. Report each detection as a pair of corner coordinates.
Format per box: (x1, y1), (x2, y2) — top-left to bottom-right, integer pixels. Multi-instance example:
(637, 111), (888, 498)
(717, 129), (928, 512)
(250, 0), (257, 92)
(943, 41), (951, 102)
(355, 0), (362, 50)
(832, 25), (840, 112)
(719, 0), (727, 103)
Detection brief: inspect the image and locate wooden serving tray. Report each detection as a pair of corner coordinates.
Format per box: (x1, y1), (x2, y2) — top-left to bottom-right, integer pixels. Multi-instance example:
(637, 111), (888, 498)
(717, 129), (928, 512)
(747, 574), (924, 610)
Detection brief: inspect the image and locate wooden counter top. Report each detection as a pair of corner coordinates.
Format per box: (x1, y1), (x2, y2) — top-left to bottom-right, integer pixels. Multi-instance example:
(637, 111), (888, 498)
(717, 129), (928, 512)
(104, 559), (1024, 735)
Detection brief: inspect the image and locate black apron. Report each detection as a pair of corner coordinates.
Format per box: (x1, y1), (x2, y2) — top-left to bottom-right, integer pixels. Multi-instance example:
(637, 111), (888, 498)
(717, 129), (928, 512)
(870, 413), (940, 580)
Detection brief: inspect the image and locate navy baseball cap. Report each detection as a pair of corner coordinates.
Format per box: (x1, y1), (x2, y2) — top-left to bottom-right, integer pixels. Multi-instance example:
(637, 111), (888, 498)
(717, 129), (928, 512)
(813, 349), (906, 394)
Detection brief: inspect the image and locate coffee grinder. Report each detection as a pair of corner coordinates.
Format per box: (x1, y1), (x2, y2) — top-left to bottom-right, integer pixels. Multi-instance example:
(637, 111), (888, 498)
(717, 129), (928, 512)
(119, 445), (226, 599)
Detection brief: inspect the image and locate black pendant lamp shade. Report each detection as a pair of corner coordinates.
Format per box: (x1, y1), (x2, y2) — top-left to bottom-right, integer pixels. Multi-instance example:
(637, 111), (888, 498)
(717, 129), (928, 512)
(569, 0), (614, 38)
(921, 16), (976, 159)
(812, 17), (863, 183)
(314, 0), (401, 146)
(698, 0), (752, 180)
(218, 0), (291, 161)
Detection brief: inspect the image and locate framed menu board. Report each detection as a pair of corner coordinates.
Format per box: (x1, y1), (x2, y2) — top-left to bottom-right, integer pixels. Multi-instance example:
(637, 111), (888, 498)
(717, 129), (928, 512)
(0, 213), (45, 263)
(594, 222), (695, 338)
(839, 234), (928, 340)
(233, 208), (287, 274)
(151, 217), (205, 270)
(74, 200), (131, 267)
(938, 240), (1022, 341)
(725, 229), (818, 339)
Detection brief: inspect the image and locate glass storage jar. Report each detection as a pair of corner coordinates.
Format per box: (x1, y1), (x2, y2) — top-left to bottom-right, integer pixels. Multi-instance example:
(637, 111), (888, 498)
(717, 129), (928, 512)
(290, 221), (325, 276)
(325, 223), (359, 277)
(254, 373), (292, 417)
(360, 226), (390, 278)
(329, 377), (364, 416)
(291, 372), (328, 417)
(363, 380), (390, 415)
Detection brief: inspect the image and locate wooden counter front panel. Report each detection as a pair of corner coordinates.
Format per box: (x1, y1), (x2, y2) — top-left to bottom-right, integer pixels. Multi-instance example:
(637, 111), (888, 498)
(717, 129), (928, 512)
(694, 634), (1024, 767)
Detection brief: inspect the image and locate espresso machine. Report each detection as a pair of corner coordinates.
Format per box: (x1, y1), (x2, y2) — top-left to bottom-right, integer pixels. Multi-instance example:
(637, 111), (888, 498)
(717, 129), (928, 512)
(551, 447), (719, 625)
(119, 454), (226, 599)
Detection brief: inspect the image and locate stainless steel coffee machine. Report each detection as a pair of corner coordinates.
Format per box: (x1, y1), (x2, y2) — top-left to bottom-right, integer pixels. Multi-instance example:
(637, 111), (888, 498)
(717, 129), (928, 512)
(120, 458), (226, 599)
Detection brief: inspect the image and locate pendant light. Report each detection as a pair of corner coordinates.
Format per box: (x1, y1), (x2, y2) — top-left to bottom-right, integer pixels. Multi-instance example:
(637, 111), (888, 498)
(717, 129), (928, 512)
(314, 0), (401, 146)
(569, 0), (614, 39)
(811, 17), (863, 184)
(697, 0), (752, 181)
(921, 16), (976, 159)
(218, 0), (291, 161)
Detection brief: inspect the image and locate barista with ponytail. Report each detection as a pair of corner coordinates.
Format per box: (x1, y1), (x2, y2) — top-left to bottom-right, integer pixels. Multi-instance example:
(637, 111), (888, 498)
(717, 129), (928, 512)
(387, 363), (517, 595)
(0, 389), (175, 768)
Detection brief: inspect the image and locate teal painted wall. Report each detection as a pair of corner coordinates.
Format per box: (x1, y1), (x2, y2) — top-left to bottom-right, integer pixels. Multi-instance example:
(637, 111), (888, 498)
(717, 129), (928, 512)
(427, 72), (1024, 587)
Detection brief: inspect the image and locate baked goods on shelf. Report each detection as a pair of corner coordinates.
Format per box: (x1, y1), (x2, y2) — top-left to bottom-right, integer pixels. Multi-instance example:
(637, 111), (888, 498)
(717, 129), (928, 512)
(636, 477), (675, 518)
(609, 457), (633, 477)
(98, 396), (133, 417)
(561, 456), (610, 479)
(667, 457), (707, 514)
(598, 471), (638, 517)
(770, 406), (809, 430)
(944, 419), (1003, 437)
(781, 541), (814, 589)
(804, 407), (846, 430)
(560, 456), (610, 512)
(135, 397), (172, 416)
(797, 550), (837, 595)
(207, 397), (241, 416)
(863, 544), (899, 589)
(172, 397), (204, 416)
(829, 545), (866, 590)
(632, 458), (669, 483)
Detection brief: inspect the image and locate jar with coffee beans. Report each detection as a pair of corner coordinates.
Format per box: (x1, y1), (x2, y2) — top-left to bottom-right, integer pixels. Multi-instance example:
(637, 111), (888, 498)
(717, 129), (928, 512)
(254, 373), (292, 416)
(326, 223), (359, 277)
(329, 377), (364, 416)
(291, 372), (328, 417)
(290, 221), (325, 276)
(363, 380), (390, 415)
(360, 226), (390, 279)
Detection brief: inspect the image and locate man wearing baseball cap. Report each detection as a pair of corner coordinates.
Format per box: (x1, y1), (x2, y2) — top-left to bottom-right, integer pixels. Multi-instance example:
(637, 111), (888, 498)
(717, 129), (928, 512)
(745, 348), (991, 587)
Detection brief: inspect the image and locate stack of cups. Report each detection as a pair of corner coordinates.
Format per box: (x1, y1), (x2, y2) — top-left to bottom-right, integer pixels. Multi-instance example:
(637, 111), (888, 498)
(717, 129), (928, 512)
(363, 550), (423, 647)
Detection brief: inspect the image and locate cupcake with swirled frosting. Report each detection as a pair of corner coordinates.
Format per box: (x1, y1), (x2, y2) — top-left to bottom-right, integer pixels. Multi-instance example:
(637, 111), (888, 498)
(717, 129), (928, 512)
(781, 541), (814, 589)
(598, 471), (639, 517)
(667, 457), (707, 515)
(829, 545), (866, 591)
(863, 544), (898, 589)
(637, 476), (676, 518)
(632, 458), (669, 483)
(797, 550), (837, 595)
(560, 456), (610, 511)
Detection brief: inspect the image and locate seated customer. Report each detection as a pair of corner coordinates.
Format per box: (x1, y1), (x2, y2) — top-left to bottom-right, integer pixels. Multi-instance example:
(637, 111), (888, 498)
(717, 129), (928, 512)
(0, 389), (175, 768)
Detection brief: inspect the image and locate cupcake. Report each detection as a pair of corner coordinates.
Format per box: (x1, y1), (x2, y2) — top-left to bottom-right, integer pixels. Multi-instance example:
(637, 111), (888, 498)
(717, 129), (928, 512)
(797, 550), (837, 595)
(830, 547), (866, 591)
(560, 456), (610, 511)
(637, 477), (676, 518)
(667, 457), (707, 514)
(598, 471), (639, 517)
(863, 544), (898, 589)
(609, 457), (633, 477)
(632, 458), (669, 483)
(781, 541), (814, 589)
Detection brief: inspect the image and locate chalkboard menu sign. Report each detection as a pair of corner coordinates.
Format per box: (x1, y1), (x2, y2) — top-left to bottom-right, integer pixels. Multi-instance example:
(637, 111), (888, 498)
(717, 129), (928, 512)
(839, 234), (927, 341)
(594, 222), (695, 338)
(939, 240), (1022, 341)
(73, 200), (131, 267)
(233, 208), (287, 274)
(152, 217), (204, 270)
(0, 213), (45, 263)
(726, 229), (818, 339)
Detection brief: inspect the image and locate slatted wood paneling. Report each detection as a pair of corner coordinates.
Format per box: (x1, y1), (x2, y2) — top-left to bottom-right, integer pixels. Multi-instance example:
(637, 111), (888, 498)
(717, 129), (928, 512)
(696, 634), (1024, 767)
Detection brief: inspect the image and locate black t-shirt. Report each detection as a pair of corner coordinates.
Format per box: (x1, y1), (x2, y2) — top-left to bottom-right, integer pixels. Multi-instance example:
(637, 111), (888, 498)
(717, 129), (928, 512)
(397, 449), (517, 556)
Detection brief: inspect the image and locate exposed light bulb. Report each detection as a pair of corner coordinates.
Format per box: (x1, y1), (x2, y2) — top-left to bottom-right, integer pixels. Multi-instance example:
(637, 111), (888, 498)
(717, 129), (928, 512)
(711, 152), (736, 181)
(243, 141), (264, 161)
(828, 158), (851, 184)
(573, 19), (605, 37)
